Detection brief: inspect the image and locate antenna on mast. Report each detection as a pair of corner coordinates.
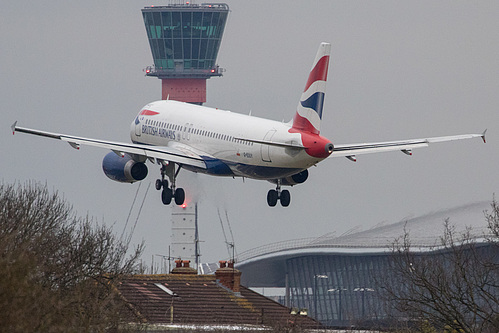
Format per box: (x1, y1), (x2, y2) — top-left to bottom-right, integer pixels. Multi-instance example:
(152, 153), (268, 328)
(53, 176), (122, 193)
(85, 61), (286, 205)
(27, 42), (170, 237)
(218, 208), (237, 262)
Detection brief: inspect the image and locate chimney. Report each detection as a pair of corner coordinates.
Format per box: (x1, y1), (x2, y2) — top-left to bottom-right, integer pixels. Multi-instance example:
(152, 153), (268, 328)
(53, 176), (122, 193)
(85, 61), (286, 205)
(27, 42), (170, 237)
(171, 259), (197, 275)
(215, 260), (241, 293)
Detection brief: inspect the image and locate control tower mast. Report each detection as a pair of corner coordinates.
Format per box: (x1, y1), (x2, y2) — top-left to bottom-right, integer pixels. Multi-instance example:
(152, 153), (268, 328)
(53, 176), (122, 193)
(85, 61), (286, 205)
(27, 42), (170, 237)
(142, 3), (229, 105)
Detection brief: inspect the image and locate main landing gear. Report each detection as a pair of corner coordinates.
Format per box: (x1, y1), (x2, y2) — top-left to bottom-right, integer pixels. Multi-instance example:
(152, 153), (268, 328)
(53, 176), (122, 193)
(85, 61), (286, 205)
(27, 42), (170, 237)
(155, 163), (185, 206)
(267, 181), (291, 207)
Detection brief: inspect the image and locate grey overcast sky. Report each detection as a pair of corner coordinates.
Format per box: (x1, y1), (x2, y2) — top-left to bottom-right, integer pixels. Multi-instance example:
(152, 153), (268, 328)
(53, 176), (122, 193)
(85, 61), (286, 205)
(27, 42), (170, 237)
(1, 1), (498, 264)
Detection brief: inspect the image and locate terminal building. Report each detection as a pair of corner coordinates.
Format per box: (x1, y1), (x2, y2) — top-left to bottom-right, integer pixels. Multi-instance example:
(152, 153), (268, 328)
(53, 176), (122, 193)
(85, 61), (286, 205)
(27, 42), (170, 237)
(142, 3), (229, 104)
(235, 201), (497, 327)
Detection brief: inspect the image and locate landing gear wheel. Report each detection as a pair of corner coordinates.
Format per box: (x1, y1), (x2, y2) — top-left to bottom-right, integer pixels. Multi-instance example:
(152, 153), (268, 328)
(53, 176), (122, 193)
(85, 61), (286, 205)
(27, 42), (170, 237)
(161, 188), (173, 205)
(280, 190), (291, 207)
(155, 179), (169, 191)
(158, 163), (184, 206)
(267, 190), (278, 207)
(174, 188), (185, 206)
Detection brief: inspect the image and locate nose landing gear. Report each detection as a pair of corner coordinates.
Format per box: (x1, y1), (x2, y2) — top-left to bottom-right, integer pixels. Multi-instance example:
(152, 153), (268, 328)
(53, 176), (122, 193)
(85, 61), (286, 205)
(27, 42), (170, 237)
(267, 180), (291, 207)
(155, 162), (185, 206)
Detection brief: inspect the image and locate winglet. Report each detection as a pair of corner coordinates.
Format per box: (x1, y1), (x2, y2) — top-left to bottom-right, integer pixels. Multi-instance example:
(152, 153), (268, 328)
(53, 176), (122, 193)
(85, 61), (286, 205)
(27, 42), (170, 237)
(11, 121), (17, 135)
(481, 129), (487, 143)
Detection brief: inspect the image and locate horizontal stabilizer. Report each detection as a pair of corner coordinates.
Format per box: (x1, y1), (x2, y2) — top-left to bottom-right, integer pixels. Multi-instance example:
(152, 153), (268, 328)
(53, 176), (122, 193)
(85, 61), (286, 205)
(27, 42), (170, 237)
(331, 132), (485, 159)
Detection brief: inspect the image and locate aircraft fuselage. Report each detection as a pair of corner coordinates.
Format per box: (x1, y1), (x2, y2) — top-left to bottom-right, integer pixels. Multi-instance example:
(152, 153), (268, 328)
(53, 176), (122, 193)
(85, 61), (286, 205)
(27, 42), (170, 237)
(130, 100), (333, 180)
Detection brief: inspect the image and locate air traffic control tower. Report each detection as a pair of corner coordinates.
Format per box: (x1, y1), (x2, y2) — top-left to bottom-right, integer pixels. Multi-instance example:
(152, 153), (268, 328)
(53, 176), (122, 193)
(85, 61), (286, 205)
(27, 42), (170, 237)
(142, 3), (229, 105)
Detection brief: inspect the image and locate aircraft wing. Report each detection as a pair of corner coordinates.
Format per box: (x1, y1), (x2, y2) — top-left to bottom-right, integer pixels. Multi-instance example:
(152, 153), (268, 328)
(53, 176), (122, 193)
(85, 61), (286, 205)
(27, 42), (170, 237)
(11, 122), (207, 169)
(331, 131), (486, 162)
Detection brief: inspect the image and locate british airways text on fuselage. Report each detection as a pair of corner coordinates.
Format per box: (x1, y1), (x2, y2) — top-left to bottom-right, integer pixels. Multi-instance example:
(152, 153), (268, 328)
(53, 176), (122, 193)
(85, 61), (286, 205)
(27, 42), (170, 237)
(142, 124), (176, 140)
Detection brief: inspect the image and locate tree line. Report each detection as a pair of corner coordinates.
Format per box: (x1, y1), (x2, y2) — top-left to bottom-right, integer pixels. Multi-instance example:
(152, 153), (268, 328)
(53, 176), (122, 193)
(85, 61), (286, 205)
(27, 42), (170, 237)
(0, 182), (144, 332)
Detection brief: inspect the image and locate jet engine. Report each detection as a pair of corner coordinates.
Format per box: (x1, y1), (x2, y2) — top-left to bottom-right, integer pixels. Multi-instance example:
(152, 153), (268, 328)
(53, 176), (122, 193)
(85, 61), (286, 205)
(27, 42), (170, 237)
(269, 169), (308, 186)
(102, 152), (148, 183)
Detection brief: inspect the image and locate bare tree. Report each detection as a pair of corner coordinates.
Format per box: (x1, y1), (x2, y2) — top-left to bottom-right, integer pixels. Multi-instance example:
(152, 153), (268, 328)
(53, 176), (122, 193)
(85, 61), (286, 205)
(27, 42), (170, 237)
(0, 181), (144, 332)
(485, 196), (499, 239)
(379, 200), (499, 332)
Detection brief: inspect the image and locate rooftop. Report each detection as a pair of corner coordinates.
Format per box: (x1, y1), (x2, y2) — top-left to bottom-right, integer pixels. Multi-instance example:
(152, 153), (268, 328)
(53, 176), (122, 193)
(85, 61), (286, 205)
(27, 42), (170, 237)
(230, 201), (495, 287)
(117, 272), (321, 330)
(143, 3), (229, 11)
(236, 201), (493, 264)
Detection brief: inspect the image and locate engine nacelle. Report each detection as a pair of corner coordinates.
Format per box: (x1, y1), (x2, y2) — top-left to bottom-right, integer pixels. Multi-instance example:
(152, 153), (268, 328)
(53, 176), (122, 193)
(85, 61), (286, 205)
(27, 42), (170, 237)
(269, 169), (309, 186)
(102, 152), (148, 183)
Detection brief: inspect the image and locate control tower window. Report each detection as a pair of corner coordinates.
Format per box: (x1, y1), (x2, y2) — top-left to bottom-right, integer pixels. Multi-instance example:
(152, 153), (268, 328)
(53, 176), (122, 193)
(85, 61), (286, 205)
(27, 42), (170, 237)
(142, 8), (228, 72)
(192, 12), (203, 38)
(161, 12), (173, 39)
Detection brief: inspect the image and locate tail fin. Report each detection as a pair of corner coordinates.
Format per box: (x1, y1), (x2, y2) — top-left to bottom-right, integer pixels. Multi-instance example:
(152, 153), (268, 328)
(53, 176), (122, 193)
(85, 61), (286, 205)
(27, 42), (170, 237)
(292, 42), (331, 134)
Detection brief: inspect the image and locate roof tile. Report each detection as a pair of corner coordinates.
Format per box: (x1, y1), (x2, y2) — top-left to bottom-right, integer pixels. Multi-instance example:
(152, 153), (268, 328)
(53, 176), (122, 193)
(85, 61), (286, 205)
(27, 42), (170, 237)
(117, 274), (321, 329)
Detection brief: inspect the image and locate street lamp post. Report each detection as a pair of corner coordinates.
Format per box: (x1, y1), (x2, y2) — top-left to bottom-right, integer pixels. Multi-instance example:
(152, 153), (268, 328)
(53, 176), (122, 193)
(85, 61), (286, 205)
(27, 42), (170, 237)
(328, 288), (347, 322)
(353, 287), (375, 319)
(313, 274), (328, 320)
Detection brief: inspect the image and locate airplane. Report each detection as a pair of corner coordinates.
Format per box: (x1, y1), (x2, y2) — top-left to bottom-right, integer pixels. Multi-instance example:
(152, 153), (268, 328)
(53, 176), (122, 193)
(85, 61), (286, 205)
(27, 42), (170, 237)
(12, 42), (486, 207)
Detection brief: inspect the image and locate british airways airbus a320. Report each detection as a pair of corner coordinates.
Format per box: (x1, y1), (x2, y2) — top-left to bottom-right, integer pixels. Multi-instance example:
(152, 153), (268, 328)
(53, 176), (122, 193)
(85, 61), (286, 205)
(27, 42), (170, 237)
(12, 43), (486, 207)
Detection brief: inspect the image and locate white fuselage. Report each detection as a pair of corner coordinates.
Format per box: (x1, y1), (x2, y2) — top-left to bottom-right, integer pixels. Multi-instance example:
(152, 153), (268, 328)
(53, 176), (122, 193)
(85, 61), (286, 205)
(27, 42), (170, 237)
(129, 100), (330, 180)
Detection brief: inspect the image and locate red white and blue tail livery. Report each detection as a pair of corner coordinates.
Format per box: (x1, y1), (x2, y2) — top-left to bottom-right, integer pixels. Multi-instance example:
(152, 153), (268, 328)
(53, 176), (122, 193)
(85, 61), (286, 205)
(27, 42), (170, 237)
(12, 43), (486, 207)
(293, 42), (330, 135)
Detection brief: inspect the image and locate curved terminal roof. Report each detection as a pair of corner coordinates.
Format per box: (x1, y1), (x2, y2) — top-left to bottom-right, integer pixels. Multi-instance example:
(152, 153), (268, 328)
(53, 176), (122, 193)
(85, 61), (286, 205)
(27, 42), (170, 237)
(235, 201), (494, 287)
